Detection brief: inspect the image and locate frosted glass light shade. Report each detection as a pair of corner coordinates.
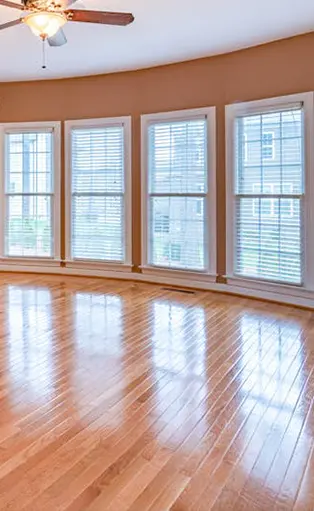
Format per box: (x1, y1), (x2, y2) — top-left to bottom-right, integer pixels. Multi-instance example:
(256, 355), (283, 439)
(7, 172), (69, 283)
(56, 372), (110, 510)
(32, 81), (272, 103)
(24, 11), (66, 38)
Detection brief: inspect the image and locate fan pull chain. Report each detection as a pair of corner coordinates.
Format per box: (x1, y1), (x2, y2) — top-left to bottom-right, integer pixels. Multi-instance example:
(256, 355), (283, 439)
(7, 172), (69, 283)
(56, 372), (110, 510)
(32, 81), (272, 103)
(41, 36), (47, 70)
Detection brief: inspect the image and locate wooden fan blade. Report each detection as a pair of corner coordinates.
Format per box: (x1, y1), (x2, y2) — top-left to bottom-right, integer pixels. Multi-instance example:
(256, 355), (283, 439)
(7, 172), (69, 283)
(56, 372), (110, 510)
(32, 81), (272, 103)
(0, 0), (24, 10)
(48, 27), (67, 46)
(0, 17), (22, 30)
(65, 9), (134, 26)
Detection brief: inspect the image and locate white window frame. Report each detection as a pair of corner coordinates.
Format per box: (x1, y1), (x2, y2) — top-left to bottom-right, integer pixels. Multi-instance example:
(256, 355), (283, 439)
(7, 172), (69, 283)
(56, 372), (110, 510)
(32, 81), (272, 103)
(141, 107), (216, 280)
(225, 92), (314, 293)
(65, 116), (132, 270)
(0, 121), (61, 265)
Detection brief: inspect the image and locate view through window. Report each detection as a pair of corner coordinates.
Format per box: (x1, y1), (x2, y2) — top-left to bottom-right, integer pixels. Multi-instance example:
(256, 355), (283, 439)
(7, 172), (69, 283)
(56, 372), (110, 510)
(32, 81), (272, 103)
(235, 107), (303, 284)
(147, 117), (209, 271)
(5, 131), (54, 257)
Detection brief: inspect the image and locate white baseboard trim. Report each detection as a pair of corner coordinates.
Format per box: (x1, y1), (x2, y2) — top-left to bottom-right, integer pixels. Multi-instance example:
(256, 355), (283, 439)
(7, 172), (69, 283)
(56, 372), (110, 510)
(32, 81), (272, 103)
(0, 264), (313, 310)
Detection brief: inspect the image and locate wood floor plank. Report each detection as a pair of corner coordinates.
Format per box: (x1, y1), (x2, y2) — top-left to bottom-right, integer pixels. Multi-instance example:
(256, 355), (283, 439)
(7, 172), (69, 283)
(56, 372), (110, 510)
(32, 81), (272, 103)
(0, 274), (311, 511)
(194, 343), (313, 510)
(207, 352), (314, 511)
(169, 321), (304, 510)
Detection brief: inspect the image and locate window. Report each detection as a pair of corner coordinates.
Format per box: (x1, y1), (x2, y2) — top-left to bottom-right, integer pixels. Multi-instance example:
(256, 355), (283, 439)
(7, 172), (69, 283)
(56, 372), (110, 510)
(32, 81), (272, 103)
(65, 117), (131, 265)
(196, 199), (203, 216)
(252, 183), (274, 217)
(141, 107), (216, 274)
(154, 214), (170, 233)
(163, 242), (181, 263)
(226, 93), (314, 290)
(252, 183), (294, 218)
(243, 133), (248, 162)
(261, 131), (275, 160)
(241, 126), (275, 164)
(1, 123), (60, 259)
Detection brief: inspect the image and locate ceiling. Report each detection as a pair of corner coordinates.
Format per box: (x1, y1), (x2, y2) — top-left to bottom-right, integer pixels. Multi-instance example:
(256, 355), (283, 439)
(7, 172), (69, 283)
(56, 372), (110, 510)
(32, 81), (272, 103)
(0, 0), (314, 81)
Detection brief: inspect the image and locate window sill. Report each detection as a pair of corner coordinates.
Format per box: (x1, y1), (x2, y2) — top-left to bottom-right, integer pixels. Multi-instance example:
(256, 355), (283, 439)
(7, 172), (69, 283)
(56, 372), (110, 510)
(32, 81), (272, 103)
(0, 260), (134, 280)
(64, 260), (133, 273)
(0, 257), (61, 267)
(140, 265), (217, 283)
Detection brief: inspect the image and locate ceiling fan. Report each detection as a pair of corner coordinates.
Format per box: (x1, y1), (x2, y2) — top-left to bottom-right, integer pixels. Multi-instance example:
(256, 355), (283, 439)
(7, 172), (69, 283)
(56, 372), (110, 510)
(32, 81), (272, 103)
(0, 0), (134, 47)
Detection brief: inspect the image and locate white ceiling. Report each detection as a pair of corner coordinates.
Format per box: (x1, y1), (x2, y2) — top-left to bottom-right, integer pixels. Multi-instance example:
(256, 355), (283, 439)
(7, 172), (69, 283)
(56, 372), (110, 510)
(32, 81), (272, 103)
(0, 0), (314, 81)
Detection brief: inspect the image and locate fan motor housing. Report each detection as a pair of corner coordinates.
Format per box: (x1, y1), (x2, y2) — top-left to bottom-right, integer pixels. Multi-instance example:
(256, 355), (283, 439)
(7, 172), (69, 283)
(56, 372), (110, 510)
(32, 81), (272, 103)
(22, 0), (62, 11)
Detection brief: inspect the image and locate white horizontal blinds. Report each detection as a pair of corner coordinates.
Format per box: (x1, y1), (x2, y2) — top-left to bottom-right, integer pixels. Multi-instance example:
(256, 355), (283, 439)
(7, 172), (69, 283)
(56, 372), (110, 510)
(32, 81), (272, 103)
(5, 131), (53, 257)
(148, 117), (208, 270)
(71, 125), (125, 261)
(235, 106), (304, 284)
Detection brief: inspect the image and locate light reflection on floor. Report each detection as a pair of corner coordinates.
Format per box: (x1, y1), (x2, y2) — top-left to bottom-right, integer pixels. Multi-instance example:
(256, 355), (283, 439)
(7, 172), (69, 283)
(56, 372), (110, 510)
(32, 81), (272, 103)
(1, 278), (313, 510)
(7, 286), (54, 405)
(239, 314), (308, 497)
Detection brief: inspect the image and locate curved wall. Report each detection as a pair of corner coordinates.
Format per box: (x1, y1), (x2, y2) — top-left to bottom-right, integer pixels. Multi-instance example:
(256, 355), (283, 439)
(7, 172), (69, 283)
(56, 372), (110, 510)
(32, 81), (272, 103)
(1, 31), (314, 274)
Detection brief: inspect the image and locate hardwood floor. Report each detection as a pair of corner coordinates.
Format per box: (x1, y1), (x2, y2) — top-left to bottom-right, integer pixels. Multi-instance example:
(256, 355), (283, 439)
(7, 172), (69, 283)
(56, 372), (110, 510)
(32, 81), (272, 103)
(0, 273), (312, 510)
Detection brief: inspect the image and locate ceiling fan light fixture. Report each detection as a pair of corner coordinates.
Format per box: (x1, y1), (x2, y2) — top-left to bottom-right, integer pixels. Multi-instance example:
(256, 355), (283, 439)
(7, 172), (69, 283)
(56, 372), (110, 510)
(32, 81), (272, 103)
(23, 11), (67, 38)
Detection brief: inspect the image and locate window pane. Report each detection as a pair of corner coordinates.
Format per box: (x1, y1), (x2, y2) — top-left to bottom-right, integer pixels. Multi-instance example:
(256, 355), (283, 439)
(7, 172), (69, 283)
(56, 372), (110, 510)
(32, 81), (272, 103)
(237, 110), (303, 194)
(148, 119), (207, 194)
(6, 196), (52, 257)
(6, 132), (53, 194)
(236, 197), (301, 284)
(71, 125), (126, 262)
(149, 197), (206, 270)
(235, 107), (303, 285)
(5, 131), (53, 258)
(72, 196), (124, 261)
(72, 127), (124, 194)
(147, 116), (209, 272)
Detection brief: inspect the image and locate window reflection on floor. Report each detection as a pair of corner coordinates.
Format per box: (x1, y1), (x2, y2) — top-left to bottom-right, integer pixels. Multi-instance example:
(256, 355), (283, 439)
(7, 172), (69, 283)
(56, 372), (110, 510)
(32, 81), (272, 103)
(7, 286), (53, 404)
(151, 300), (206, 377)
(239, 313), (308, 491)
(240, 314), (303, 413)
(73, 292), (124, 425)
(74, 293), (122, 351)
(150, 299), (208, 443)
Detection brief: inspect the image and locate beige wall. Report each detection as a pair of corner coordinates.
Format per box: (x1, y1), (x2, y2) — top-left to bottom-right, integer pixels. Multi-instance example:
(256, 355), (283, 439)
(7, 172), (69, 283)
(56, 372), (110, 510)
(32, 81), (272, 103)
(1, 31), (314, 274)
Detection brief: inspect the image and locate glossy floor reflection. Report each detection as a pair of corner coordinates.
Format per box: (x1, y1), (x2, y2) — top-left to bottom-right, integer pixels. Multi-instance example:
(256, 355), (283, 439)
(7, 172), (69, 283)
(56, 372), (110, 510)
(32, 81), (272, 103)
(0, 274), (313, 510)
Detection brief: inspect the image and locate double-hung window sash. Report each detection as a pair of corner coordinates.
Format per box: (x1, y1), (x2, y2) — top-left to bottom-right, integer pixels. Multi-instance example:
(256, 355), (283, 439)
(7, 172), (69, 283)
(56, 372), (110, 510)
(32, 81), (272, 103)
(234, 105), (304, 285)
(146, 115), (211, 272)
